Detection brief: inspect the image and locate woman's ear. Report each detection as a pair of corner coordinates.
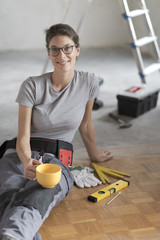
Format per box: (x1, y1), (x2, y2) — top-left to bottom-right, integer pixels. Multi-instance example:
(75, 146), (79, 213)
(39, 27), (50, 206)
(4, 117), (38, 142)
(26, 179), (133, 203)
(76, 45), (80, 57)
(48, 51), (52, 61)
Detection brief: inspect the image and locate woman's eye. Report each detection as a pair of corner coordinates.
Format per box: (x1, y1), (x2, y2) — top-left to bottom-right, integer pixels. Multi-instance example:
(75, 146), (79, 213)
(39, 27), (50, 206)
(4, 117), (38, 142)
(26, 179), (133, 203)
(51, 48), (58, 53)
(64, 47), (71, 52)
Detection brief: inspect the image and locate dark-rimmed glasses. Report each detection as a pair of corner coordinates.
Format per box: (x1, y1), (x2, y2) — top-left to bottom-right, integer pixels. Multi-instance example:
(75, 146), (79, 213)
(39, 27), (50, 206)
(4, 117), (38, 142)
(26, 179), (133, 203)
(48, 44), (78, 57)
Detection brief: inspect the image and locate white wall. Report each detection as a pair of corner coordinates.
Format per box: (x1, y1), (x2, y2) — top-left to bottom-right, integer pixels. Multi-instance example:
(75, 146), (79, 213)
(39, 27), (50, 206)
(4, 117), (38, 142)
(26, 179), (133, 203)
(0, 0), (160, 51)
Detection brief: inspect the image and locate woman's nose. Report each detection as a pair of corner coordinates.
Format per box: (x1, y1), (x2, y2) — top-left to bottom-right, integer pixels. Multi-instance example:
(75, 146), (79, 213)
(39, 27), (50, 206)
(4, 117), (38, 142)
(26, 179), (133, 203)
(58, 49), (66, 58)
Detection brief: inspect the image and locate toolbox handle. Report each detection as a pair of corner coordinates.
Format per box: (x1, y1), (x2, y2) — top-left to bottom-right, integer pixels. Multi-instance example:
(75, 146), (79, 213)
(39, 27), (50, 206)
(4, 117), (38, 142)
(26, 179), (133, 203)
(127, 86), (142, 93)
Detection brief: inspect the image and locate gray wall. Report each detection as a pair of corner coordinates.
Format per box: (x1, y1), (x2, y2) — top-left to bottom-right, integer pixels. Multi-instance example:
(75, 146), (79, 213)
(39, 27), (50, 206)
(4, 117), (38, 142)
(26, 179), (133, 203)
(0, 0), (160, 51)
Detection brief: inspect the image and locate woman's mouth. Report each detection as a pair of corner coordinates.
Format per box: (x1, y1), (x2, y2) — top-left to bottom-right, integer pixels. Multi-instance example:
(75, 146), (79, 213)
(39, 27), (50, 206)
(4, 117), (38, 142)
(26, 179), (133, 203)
(57, 60), (70, 65)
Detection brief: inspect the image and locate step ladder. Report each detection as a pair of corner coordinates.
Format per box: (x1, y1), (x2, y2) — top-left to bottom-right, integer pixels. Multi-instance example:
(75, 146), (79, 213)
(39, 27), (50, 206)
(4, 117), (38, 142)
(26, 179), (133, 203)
(120, 0), (160, 83)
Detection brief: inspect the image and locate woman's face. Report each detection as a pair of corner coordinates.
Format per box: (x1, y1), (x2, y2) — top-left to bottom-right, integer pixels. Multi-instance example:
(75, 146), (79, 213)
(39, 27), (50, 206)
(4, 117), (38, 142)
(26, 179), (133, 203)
(48, 35), (80, 73)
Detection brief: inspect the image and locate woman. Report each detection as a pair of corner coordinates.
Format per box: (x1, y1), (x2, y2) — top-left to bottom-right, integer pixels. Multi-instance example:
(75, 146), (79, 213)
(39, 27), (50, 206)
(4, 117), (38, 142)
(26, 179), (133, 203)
(0, 24), (113, 240)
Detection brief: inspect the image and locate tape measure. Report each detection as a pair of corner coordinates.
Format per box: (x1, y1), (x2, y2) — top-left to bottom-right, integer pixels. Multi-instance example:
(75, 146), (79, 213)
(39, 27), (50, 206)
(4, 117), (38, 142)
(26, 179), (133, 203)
(88, 179), (130, 202)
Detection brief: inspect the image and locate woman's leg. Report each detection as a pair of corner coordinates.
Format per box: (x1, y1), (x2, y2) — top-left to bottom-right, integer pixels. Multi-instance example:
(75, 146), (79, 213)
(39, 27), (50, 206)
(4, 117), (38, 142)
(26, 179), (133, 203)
(0, 152), (27, 240)
(0, 153), (74, 240)
(0, 152), (26, 192)
(0, 152), (27, 221)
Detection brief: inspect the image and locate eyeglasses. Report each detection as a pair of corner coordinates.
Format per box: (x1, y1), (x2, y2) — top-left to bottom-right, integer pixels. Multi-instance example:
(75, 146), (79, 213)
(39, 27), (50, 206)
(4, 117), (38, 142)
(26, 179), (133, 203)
(48, 44), (78, 57)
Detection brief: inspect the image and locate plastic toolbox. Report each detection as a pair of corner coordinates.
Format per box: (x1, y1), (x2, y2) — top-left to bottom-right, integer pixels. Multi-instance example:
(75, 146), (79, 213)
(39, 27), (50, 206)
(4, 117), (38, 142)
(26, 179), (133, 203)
(117, 86), (159, 117)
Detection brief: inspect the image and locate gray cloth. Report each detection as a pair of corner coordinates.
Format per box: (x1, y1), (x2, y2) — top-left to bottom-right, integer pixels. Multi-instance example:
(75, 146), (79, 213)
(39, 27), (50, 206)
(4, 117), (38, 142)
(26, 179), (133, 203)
(0, 232), (41, 240)
(0, 152), (74, 240)
(16, 71), (99, 142)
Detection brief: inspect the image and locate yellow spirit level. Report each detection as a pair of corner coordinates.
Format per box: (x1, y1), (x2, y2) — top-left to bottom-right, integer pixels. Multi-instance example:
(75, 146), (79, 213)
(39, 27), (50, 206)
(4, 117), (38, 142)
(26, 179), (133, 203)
(88, 179), (130, 202)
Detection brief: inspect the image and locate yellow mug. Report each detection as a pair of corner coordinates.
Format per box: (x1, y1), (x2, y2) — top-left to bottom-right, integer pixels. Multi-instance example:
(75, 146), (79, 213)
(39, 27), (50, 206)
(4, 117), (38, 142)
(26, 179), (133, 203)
(36, 163), (62, 188)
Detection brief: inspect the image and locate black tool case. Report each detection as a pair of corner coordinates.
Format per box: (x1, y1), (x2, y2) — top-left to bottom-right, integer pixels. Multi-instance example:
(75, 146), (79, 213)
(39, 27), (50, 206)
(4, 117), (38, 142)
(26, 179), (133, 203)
(117, 86), (159, 117)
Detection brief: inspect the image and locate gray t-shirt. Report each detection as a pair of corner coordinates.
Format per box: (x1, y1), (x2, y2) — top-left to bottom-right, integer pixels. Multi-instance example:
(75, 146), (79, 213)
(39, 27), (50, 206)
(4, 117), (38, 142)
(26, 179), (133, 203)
(16, 70), (99, 143)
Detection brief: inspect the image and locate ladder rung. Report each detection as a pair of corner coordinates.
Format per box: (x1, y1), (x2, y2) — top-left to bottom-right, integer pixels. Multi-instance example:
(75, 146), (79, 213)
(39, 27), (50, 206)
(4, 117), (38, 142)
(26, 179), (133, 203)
(131, 36), (157, 48)
(140, 63), (160, 78)
(123, 9), (149, 18)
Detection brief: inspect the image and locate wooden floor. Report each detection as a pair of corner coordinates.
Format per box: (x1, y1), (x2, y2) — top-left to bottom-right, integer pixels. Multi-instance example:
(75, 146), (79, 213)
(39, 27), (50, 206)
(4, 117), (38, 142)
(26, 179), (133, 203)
(39, 145), (160, 240)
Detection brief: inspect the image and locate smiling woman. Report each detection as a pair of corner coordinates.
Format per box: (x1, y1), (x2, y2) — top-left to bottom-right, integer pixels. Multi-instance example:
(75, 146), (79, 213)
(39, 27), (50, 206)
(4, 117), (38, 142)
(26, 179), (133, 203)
(45, 24), (80, 92)
(48, 34), (80, 91)
(0, 23), (113, 240)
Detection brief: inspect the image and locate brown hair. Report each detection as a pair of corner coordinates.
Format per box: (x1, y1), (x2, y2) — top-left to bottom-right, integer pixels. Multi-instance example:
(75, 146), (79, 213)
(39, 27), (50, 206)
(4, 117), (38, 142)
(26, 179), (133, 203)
(45, 23), (79, 49)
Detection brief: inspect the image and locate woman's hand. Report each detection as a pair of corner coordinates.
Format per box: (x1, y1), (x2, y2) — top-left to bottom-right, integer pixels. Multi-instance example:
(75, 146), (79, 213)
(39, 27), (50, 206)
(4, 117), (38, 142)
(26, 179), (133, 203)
(23, 158), (42, 180)
(91, 149), (113, 163)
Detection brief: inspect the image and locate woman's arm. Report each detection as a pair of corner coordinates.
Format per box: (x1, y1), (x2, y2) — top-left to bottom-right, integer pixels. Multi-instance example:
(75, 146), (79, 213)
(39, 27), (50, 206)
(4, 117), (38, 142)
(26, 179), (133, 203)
(16, 104), (41, 180)
(79, 99), (113, 162)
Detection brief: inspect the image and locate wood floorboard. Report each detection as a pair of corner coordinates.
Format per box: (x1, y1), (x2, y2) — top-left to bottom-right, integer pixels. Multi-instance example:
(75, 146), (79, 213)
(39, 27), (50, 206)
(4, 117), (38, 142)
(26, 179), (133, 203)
(39, 145), (160, 240)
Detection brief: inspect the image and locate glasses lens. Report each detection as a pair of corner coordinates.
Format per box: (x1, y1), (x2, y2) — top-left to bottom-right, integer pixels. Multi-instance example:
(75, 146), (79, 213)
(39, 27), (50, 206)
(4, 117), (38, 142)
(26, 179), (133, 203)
(50, 48), (59, 56)
(63, 46), (73, 54)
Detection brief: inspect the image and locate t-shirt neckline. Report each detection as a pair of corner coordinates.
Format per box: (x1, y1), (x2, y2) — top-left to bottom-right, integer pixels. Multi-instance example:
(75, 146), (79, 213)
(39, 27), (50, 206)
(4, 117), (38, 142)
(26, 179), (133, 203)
(48, 71), (75, 94)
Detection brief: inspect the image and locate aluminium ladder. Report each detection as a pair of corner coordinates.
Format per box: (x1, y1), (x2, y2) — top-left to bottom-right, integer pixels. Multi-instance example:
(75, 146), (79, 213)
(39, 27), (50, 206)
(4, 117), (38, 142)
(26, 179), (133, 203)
(120, 0), (160, 83)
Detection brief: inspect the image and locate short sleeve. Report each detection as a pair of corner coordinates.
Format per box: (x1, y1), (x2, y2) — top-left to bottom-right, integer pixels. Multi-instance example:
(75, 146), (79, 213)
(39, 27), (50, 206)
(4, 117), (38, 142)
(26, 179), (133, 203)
(88, 73), (99, 101)
(16, 78), (36, 108)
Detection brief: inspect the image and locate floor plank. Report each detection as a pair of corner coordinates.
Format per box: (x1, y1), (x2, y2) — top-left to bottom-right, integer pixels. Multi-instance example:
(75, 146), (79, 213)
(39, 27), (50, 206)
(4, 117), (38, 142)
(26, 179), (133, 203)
(39, 151), (160, 240)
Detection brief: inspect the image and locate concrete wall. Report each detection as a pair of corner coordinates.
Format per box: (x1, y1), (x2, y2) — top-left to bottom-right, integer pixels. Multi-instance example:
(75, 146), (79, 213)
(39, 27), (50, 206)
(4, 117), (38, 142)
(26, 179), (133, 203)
(0, 0), (160, 51)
